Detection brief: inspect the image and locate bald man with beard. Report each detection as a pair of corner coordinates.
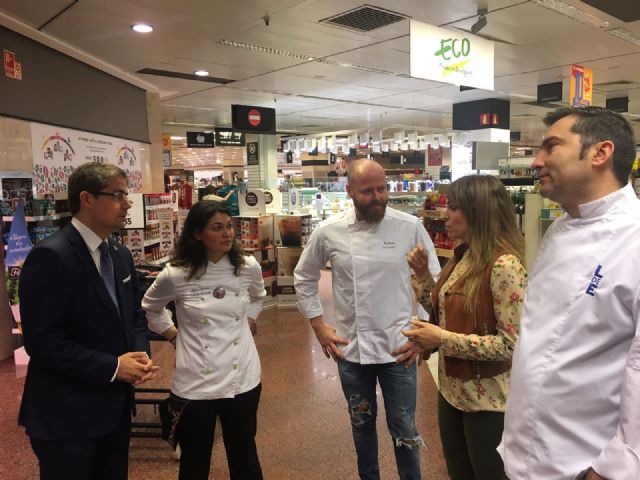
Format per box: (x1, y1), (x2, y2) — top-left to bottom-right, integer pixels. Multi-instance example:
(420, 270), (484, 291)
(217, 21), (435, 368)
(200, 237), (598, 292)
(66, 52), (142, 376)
(295, 159), (440, 480)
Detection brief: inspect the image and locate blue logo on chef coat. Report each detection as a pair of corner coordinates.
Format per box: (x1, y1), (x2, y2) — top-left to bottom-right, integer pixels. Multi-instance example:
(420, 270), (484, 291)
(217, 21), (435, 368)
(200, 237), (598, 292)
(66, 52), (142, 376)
(585, 265), (603, 296)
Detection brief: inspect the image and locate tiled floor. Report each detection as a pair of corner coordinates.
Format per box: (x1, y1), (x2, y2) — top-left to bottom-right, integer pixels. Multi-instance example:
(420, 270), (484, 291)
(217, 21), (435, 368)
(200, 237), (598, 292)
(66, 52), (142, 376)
(0, 271), (448, 479)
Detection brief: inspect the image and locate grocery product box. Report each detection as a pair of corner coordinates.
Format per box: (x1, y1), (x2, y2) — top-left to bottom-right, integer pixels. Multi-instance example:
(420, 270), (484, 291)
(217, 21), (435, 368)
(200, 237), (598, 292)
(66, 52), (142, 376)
(251, 247), (277, 278)
(273, 214), (312, 247)
(233, 215), (274, 249)
(276, 247), (303, 277)
(276, 276), (297, 308)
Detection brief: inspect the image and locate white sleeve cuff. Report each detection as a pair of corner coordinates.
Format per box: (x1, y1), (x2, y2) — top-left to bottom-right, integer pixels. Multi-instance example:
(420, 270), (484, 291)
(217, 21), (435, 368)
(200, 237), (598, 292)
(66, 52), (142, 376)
(296, 297), (323, 319)
(592, 435), (640, 480)
(110, 358), (120, 382)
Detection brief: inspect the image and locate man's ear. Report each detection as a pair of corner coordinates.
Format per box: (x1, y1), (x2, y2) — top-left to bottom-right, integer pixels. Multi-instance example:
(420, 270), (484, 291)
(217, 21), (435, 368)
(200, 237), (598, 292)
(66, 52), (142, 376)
(591, 140), (614, 168)
(78, 190), (94, 209)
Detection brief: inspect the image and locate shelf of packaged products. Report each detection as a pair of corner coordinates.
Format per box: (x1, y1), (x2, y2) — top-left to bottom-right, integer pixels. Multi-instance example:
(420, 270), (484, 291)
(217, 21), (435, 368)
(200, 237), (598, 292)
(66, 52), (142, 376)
(148, 255), (170, 265)
(146, 219), (160, 225)
(2, 212), (71, 222)
(416, 209), (447, 219)
(144, 238), (161, 247)
(144, 204), (174, 211)
(436, 247), (454, 258)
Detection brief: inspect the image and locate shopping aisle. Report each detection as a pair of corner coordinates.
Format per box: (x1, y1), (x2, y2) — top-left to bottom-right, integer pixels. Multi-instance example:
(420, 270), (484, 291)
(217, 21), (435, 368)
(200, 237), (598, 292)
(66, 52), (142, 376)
(0, 271), (448, 479)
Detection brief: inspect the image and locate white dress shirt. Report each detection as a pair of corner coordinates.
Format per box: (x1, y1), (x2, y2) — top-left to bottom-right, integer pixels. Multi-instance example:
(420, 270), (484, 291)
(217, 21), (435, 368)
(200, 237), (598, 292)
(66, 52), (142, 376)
(70, 217), (120, 382)
(142, 255), (265, 400)
(499, 184), (640, 479)
(294, 207), (440, 364)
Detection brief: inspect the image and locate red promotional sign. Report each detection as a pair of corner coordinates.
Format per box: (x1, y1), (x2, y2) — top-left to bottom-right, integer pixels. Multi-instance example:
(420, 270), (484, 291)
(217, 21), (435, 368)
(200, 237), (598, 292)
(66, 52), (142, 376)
(4, 49), (15, 78)
(480, 113), (490, 125)
(492, 113), (499, 125)
(248, 109), (261, 127)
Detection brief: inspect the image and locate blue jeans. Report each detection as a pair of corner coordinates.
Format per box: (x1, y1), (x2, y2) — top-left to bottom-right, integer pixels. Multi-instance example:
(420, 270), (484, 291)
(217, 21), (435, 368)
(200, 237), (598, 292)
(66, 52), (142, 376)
(337, 359), (423, 480)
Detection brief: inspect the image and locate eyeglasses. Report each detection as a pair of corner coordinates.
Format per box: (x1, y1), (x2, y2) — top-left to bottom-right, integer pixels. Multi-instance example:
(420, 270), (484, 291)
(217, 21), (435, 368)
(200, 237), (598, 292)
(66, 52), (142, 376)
(91, 191), (130, 202)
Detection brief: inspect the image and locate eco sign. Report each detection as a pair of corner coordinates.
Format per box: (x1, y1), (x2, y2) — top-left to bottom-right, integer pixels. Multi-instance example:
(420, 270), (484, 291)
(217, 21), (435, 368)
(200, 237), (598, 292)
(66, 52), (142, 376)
(410, 20), (494, 91)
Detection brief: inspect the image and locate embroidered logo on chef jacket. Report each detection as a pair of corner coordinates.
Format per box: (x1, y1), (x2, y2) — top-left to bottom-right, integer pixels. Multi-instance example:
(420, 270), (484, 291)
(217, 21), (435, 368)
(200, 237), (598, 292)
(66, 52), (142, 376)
(585, 265), (603, 296)
(382, 241), (396, 249)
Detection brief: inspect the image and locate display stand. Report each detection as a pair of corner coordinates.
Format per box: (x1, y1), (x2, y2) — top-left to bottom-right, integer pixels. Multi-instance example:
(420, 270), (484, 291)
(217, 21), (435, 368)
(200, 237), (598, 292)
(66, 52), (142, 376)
(120, 193), (174, 265)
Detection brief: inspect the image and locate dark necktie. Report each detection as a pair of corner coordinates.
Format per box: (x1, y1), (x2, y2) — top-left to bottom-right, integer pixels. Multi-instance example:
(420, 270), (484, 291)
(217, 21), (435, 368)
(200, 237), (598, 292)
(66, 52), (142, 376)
(99, 241), (119, 310)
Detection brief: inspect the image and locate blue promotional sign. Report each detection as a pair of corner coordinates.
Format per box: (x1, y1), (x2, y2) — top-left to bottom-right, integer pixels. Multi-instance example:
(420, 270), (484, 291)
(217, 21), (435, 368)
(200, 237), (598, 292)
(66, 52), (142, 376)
(6, 199), (33, 324)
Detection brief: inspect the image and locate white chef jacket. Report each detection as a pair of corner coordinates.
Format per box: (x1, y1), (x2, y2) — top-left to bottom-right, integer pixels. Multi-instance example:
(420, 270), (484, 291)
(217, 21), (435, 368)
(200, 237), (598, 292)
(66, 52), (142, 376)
(142, 255), (265, 400)
(499, 184), (640, 479)
(294, 207), (440, 364)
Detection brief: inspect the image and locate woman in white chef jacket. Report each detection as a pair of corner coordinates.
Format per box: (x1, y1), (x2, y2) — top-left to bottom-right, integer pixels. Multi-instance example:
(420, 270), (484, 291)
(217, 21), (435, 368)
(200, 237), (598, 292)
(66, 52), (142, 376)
(142, 200), (266, 480)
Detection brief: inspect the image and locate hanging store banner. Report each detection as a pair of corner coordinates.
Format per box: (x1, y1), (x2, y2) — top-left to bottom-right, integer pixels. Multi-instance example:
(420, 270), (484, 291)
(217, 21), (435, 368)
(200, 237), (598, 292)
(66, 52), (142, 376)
(5, 199), (33, 326)
(186, 131), (214, 148)
(215, 128), (245, 146)
(247, 142), (259, 165)
(30, 122), (142, 194)
(410, 20), (494, 90)
(570, 64), (593, 108)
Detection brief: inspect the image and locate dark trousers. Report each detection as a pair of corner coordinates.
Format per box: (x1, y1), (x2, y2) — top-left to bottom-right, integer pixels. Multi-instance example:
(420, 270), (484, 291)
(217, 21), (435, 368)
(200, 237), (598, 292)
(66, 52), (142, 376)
(29, 410), (131, 480)
(437, 393), (507, 480)
(176, 384), (263, 480)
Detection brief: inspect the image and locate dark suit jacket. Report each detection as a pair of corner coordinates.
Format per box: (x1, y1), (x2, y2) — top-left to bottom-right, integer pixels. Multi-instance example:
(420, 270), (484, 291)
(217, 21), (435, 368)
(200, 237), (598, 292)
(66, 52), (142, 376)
(18, 222), (149, 440)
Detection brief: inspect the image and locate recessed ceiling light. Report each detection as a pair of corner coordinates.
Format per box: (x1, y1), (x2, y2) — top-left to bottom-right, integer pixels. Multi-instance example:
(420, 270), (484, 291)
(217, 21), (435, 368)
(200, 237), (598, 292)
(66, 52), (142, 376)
(194, 70), (209, 77)
(132, 24), (154, 33)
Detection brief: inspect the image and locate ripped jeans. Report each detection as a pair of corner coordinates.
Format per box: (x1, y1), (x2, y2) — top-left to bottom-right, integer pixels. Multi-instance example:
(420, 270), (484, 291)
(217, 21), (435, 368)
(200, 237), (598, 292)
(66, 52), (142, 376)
(337, 359), (423, 480)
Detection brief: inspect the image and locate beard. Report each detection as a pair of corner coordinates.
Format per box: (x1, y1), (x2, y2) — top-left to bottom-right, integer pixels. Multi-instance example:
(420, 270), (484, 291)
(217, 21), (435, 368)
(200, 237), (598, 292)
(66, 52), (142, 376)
(353, 198), (387, 223)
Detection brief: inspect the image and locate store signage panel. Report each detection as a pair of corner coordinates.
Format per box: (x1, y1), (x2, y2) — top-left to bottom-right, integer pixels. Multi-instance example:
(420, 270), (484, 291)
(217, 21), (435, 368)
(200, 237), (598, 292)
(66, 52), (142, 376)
(247, 141), (259, 165)
(186, 131), (214, 148)
(30, 122), (142, 194)
(537, 82), (562, 103)
(231, 105), (276, 134)
(124, 193), (145, 229)
(215, 128), (245, 146)
(570, 64), (593, 108)
(410, 20), (494, 90)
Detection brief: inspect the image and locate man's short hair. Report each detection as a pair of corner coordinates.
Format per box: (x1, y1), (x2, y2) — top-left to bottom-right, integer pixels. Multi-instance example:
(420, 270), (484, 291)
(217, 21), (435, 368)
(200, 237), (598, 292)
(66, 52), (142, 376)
(68, 162), (128, 214)
(544, 107), (636, 185)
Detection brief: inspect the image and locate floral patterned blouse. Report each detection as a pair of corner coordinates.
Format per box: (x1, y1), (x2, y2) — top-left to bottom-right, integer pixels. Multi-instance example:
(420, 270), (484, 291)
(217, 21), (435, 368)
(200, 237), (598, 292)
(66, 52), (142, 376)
(414, 251), (527, 412)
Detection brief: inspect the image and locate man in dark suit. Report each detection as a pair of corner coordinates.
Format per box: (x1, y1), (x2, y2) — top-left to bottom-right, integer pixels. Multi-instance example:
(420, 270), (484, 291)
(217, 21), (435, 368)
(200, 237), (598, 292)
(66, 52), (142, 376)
(19, 162), (158, 480)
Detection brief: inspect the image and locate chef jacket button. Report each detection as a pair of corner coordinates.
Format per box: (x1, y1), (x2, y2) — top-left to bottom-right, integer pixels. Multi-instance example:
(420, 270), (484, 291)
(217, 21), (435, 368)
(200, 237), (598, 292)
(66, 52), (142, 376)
(235, 292), (239, 297)
(233, 364), (238, 370)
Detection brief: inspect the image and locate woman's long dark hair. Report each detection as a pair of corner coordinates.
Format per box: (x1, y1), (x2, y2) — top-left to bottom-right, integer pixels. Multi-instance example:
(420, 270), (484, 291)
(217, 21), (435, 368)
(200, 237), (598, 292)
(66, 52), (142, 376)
(170, 201), (245, 280)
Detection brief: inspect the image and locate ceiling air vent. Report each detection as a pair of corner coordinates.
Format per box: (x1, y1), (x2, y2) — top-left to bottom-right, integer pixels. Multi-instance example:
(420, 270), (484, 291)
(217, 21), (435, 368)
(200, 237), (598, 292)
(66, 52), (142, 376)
(319, 5), (408, 32)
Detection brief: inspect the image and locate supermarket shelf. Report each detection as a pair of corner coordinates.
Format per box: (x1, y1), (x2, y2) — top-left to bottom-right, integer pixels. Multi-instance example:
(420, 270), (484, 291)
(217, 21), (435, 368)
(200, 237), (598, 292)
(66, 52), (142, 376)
(148, 255), (170, 265)
(417, 209), (447, 219)
(144, 238), (160, 247)
(436, 247), (454, 258)
(3, 212), (71, 222)
(146, 220), (160, 225)
(145, 204), (173, 211)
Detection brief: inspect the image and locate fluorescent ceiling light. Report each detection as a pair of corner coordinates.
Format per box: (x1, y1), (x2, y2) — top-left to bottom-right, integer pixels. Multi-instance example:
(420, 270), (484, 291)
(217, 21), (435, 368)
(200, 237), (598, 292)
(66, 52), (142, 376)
(194, 70), (209, 77)
(132, 24), (154, 33)
(533, 0), (609, 28)
(606, 27), (640, 47)
(170, 136), (185, 140)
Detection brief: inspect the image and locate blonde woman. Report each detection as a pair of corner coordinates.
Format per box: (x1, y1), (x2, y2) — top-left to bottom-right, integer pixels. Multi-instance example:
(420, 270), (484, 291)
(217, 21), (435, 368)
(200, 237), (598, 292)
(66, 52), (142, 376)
(404, 175), (527, 480)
